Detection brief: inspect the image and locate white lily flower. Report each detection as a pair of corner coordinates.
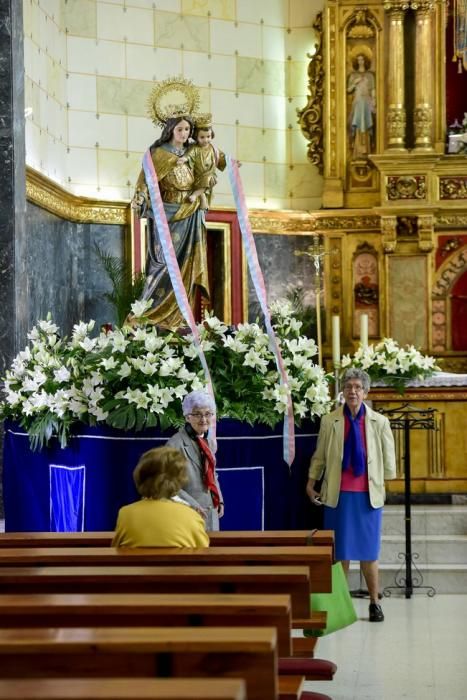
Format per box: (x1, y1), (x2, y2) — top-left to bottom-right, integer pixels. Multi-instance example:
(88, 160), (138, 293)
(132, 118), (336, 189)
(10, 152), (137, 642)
(131, 298), (153, 318)
(54, 367), (71, 383)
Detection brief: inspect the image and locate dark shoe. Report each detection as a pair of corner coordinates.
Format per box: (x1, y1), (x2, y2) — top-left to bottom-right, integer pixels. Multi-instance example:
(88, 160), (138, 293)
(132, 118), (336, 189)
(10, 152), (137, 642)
(369, 602), (384, 622)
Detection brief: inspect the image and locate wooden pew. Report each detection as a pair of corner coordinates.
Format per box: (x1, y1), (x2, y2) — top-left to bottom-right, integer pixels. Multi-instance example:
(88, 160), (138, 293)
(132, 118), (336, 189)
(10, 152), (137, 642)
(0, 530), (335, 549)
(0, 565), (312, 618)
(0, 546), (333, 593)
(0, 592), (299, 656)
(0, 677), (247, 700)
(0, 627), (277, 700)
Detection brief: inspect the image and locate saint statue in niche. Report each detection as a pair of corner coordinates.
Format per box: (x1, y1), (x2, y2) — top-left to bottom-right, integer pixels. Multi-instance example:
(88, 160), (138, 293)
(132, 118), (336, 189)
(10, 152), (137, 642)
(347, 45), (376, 160)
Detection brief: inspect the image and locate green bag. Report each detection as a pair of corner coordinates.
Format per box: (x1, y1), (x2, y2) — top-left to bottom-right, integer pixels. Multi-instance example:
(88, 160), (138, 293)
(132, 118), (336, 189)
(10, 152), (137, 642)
(304, 561), (358, 637)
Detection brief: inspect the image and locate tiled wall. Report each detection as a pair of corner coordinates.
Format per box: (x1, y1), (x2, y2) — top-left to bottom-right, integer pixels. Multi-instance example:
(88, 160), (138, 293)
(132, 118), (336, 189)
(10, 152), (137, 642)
(23, 0), (324, 210)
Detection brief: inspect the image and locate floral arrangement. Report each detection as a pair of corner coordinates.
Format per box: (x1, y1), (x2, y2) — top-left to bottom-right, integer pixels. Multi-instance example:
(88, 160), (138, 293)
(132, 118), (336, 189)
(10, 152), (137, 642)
(341, 338), (440, 393)
(1, 299), (332, 450)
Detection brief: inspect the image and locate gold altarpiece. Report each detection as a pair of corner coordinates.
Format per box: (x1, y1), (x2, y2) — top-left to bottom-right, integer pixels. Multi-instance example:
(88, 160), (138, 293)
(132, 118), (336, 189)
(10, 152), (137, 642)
(296, 0), (467, 492)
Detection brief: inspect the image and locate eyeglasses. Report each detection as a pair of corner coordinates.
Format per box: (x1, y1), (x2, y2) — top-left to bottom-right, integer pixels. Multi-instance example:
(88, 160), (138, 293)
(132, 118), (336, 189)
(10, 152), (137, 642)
(188, 412), (214, 420)
(343, 384), (365, 392)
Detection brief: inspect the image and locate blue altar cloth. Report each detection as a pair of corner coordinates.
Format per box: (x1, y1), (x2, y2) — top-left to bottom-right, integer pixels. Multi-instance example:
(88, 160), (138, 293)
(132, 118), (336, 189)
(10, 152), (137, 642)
(2, 419), (321, 532)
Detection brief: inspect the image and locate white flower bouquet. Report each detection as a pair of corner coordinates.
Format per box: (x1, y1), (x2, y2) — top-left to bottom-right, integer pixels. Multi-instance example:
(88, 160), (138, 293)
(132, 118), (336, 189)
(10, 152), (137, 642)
(1, 300), (332, 449)
(341, 337), (440, 393)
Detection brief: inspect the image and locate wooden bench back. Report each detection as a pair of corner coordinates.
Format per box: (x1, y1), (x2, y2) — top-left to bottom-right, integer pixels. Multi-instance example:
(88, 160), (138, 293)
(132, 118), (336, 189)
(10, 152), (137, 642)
(0, 627), (277, 700)
(0, 592), (293, 656)
(0, 678), (247, 700)
(0, 546), (333, 593)
(0, 530), (334, 549)
(0, 565), (312, 617)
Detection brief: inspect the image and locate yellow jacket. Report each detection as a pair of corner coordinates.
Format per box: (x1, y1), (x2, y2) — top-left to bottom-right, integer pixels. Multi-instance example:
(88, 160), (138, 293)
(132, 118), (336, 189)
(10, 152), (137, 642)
(112, 498), (210, 548)
(308, 404), (396, 508)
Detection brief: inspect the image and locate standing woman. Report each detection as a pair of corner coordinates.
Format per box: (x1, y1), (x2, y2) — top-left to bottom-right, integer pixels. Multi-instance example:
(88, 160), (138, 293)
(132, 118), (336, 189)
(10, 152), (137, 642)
(132, 115), (210, 330)
(306, 368), (395, 622)
(167, 390), (224, 531)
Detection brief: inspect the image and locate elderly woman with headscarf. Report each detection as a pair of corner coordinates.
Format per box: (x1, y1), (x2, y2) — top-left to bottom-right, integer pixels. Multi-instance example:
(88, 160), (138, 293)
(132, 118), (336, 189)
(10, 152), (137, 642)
(166, 389), (224, 531)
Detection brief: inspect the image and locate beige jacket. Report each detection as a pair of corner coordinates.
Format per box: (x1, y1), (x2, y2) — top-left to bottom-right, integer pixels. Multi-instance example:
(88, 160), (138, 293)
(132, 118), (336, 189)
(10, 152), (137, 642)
(308, 404), (396, 508)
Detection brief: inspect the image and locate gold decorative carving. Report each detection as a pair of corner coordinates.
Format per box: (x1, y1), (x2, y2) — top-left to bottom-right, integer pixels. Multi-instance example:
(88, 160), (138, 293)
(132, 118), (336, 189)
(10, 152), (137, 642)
(347, 8), (375, 38)
(414, 105), (433, 140)
(439, 177), (467, 200)
(417, 214), (434, 252)
(409, 0), (435, 11)
(297, 13), (324, 174)
(386, 175), (427, 200)
(387, 107), (406, 141)
(26, 167), (128, 225)
(439, 357), (467, 373)
(381, 215), (398, 252)
(435, 215), (467, 229)
(328, 6), (337, 178)
(383, 1), (411, 10)
(248, 211), (380, 234)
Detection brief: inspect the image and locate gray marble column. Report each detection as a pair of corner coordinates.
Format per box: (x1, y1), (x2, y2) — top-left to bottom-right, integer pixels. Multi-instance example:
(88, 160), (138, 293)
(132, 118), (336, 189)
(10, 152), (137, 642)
(0, 0), (26, 369)
(0, 0), (26, 515)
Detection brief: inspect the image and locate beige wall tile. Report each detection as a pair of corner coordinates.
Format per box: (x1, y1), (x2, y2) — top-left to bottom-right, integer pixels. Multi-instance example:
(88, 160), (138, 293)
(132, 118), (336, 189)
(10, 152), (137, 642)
(66, 147), (98, 185)
(211, 90), (263, 128)
(286, 27), (317, 62)
(183, 51), (236, 91)
(237, 127), (287, 163)
(97, 3), (153, 44)
(126, 44), (183, 81)
(265, 162), (288, 198)
(263, 94), (286, 129)
(24, 78), (41, 126)
(29, 1), (41, 45)
(290, 128), (310, 165)
(68, 110), (127, 149)
(97, 77), (149, 117)
(237, 57), (285, 96)
(98, 149), (142, 186)
(237, 126), (264, 161)
(262, 26), (286, 61)
(155, 12), (209, 52)
(144, 0), (181, 10)
(210, 123), (236, 156)
(40, 0), (61, 22)
(182, 0), (236, 21)
(210, 192), (234, 207)
(46, 57), (66, 104)
(288, 163), (322, 198)
(210, 19), (262, 57)
(127, 116), (160, 153)
(291, 196), (322, 211)
(287, 60), (308, 98)
(237, 162), (264, 197)
(25, 120), (41, 169)
(67, 37), (126, 77)
(24, 37), (39, 86)
(67, 74), (97, 111)
(236, 0), (287, 27)
(63, 0), (96, 38)
(289, 0), (324, 28)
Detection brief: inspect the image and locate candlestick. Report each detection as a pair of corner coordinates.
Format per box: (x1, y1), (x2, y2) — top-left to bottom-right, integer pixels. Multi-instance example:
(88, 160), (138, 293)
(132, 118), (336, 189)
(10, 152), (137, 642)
(332, 315), (340, 366)
(360, 313), (369, 349)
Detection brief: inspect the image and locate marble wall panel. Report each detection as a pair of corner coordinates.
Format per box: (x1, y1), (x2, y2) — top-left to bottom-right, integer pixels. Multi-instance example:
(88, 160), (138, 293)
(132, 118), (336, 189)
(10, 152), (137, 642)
(248, 234), (322, 337)
(25, 203), (125, 336)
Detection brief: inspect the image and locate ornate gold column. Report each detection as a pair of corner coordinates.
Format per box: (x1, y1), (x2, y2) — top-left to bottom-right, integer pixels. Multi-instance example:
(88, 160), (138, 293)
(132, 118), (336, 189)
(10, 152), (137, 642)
(384, 2), (408, 151)
(412, 0), (435, 151)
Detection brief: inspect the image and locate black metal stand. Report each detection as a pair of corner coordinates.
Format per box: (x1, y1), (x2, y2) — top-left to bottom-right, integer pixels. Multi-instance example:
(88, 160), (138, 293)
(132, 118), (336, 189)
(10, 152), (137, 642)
(378, 404), (436, 599)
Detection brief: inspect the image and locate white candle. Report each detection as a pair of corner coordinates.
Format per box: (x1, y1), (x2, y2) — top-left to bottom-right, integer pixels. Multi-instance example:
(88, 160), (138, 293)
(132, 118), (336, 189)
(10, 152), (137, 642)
(332, 315), (340, 366)
(360, 313), (369, 349)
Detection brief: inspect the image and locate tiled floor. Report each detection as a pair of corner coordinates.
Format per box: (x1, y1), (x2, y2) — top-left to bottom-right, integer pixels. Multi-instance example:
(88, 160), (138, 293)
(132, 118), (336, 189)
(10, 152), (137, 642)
(304, 594), (467, 700)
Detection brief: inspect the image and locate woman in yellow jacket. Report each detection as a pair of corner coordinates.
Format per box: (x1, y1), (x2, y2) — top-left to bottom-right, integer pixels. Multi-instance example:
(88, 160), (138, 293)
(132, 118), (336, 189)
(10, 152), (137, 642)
(113, 446), (209, 548)
(306, 368), (395, 622)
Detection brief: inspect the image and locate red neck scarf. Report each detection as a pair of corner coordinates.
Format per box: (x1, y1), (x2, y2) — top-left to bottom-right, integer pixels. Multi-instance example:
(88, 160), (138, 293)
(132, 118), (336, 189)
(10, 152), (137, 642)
(196, 435), (220, 508)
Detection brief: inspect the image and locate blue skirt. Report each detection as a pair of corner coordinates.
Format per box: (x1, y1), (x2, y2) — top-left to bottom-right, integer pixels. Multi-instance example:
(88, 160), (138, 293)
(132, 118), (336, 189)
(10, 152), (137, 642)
(323, 491), (382, 561)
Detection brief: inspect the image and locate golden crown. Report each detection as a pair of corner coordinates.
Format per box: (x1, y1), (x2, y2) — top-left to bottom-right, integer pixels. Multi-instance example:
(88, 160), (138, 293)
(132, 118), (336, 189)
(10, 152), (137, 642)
(193, 112), (213, 130)
(147, 76), (201, 127)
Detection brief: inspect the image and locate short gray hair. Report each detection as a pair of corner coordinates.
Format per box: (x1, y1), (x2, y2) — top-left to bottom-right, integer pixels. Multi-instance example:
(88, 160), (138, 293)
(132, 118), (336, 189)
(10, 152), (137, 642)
(342, 368), (371, 393)
(182, 390), (216, 416)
